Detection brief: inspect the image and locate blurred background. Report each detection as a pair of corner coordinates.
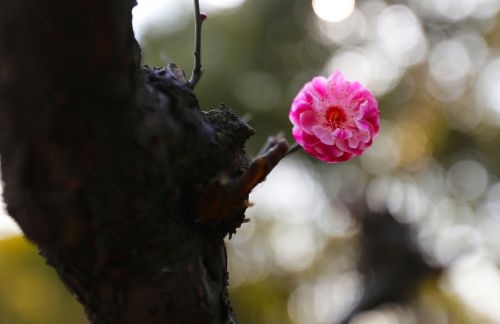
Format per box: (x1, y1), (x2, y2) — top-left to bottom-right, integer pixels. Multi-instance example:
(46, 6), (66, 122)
(2, 0), (500, 322)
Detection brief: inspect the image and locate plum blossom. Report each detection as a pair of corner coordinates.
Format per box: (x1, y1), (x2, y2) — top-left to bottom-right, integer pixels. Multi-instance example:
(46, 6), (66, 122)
(289, 71), (379, 163)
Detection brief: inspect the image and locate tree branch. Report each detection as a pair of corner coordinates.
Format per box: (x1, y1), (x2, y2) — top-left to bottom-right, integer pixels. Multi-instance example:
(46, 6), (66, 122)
(188, 0), (204, 89)
(0, 1), (257, 323)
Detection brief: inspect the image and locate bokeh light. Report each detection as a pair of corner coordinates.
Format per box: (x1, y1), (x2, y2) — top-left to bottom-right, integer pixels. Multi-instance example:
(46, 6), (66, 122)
(201, 0), (246, 10)
(0, 162), (21, 239)
(132, 0), (190, 40)
(444, 253), (500, 323)
(312, 0), (356, 23)
(476, 58), (500, 126)
(376, 5), (427, 67)
(132, 0), (247, 42)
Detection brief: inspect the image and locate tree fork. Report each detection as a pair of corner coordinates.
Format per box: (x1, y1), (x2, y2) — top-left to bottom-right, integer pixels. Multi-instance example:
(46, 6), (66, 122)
(0, 0), (286, 323)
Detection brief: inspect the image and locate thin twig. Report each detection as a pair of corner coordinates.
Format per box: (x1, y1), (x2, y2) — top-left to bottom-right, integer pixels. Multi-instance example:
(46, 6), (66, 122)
(285, 143), (301, 157)
(258, 133), (284, 156)
(188, 0), (203, 89)
(259, 138), (300, 158)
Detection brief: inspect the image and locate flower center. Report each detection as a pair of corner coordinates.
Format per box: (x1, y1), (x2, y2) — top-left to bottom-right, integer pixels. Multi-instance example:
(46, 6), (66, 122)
(325, 106), (347, 128)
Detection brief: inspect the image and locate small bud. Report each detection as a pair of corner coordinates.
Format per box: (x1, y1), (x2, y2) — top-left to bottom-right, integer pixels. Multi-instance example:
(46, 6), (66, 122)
(200, 12), (208, 22)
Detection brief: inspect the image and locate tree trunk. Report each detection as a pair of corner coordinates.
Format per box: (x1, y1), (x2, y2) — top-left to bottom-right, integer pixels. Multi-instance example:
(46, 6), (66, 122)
(0, 0), (287, 323)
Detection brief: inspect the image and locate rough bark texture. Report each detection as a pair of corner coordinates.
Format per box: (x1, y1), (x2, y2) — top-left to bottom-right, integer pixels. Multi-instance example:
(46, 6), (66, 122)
(0, 0), (287, 323)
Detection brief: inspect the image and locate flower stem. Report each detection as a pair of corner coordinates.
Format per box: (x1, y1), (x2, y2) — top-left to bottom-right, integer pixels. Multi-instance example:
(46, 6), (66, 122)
(285, 143), (301, 157)
(188, 0), (203, 89)
(258, 134), (282, 156)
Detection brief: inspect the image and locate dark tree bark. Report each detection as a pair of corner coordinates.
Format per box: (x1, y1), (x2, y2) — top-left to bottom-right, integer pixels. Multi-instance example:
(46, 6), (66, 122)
(0, 0), (287, 323)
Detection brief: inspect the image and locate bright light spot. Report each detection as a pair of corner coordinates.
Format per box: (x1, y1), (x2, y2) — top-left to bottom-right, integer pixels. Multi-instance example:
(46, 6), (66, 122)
(445, 253), (500, 322)
(367, 176), (395, 212)
(446, 160), (488, 201)
(245, 159), (331, 272)
(132, 0), (247, 41)
(201, 0), (246, 10)
(270, 223), (316, 272)
(351, 311), (394, 324)
(434, 225), (480, 264)
(314, 200), (353, 237)
(429, 40), (471, 88)
(472, 0), (500, 19)
(314, 8), (367, 45)
(325, 46), (404, 96)
(312, 0), (355, 23)
(376, 5), (427, 67)
(400, 180), (428, 223)
(476, 57), (500, 126)
(247, 158), (325, 225)
(477, 182), (500, 258)
(132, 0), (189, 41)
(360, 121), (401, 174)
(367, 175), (427, 224)
(288, 284), (316, 323)
(426, 79), (466, 103)
(414, 159), (446, 190)
(477, 213), (500, 260)
(313, 273), (362, 323)
(434, 0), (476, 21)
(486, 182), (500, 208)
(351, 305), (417, 324)
(0, 211), (20, 239)
(226, 219), (272, 286)
(0, 172), (21, 239)
(362, 46), (404, 95)
(288, 272), (362, 324)
(327, 49), (370, 86)
(454, 31), (489, 71)
(408, 0), (482, 21)
(359, 0), (387, 25)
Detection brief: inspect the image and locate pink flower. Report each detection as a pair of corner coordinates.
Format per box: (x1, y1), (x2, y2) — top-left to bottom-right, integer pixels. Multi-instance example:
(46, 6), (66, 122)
(289, 71), (379, 163)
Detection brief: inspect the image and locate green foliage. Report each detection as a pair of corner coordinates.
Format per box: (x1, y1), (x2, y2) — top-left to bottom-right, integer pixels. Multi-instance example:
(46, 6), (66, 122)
(0, 237), (86, 324)
(230, 279), (292, 324)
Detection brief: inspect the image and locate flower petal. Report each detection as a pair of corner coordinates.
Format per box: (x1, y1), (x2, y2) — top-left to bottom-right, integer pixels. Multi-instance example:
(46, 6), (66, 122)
(292, 126), (304, 145)
(300, 110), (318, 135)
(333, 128), (352, 140)
(302, 131), (320, 146)
(335, 138), (356, 154)
(310, 77), (328, 99)
(290, 102), (312, 126)
(348, 136), (360, 149)
(312, 125), (335, 145)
